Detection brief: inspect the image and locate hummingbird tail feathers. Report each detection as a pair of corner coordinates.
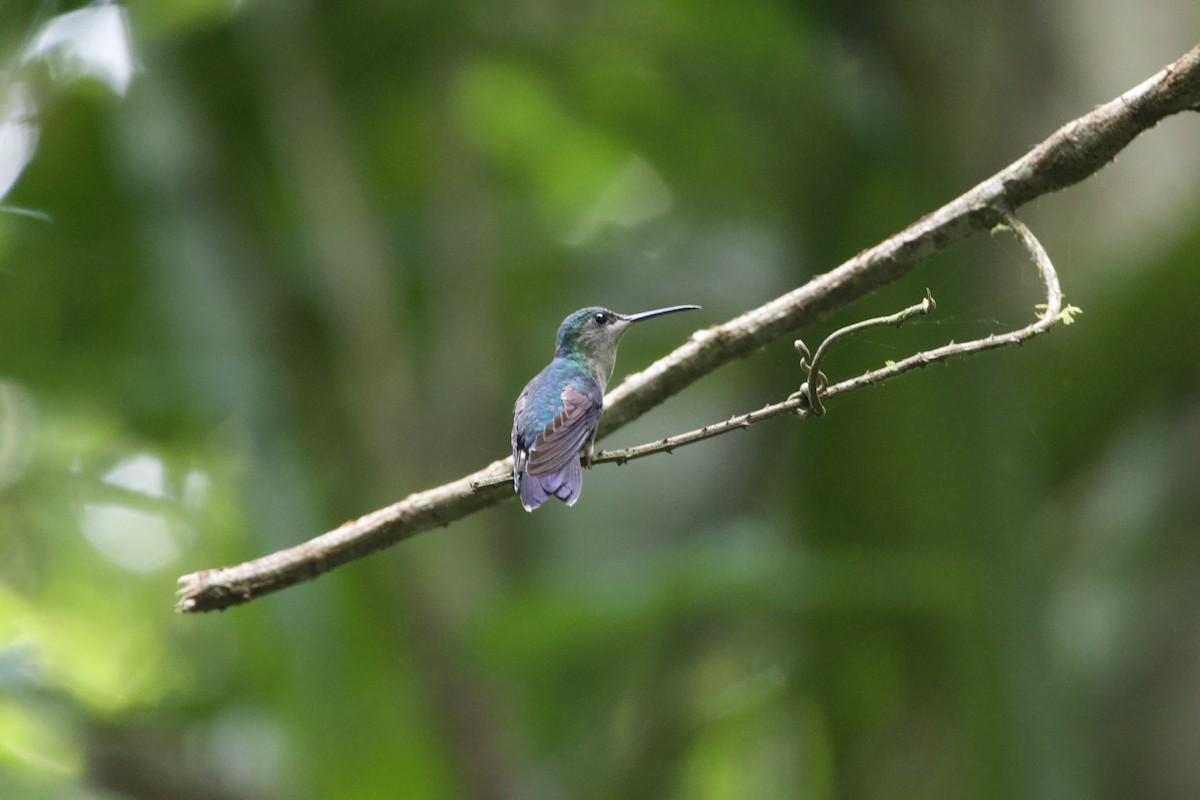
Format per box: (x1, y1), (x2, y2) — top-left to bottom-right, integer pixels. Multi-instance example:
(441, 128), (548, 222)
(519, 458), (583, 511)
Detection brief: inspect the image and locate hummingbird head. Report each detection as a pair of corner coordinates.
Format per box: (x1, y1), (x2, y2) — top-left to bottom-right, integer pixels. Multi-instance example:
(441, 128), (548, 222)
(554, 305), (700, 387)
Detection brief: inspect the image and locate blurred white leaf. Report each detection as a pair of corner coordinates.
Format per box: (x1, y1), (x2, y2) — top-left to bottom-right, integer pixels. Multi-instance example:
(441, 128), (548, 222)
(81, 502), (180, 572)
(563, 155), (673, 247)
(0, 84), (39, 203)
(23, 3), (136, 97)
(103, 452), (169, 498)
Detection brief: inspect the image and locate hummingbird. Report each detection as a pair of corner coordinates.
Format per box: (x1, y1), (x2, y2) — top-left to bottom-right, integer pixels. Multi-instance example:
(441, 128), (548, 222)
(512, 304), (701, 511)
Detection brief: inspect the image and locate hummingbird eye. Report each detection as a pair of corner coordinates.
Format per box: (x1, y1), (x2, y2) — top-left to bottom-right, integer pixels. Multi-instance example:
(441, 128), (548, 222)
(593, 312), (611, 325)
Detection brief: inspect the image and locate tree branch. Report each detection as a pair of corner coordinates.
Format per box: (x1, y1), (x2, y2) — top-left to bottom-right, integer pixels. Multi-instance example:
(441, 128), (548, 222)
(573, 210), (1073, 466)
(177, 43), (1200, 613)
(795, 288), (937, 418)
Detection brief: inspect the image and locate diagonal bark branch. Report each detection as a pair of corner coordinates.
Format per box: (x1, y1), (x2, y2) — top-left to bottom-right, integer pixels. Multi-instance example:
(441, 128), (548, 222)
(177, 43), (1200, 613)
(567, 211), (1074, 467)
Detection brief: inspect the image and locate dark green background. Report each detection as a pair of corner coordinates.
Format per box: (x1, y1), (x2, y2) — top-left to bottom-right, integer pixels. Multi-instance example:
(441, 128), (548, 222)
(2, 1), (1199, 798)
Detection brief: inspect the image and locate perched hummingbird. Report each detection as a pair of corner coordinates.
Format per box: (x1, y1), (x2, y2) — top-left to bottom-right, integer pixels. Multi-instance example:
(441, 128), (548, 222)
(512, 304), (701, 511)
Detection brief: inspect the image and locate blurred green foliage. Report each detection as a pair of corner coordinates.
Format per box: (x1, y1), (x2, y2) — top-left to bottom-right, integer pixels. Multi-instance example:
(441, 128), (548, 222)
(2, 1), (1199, 798)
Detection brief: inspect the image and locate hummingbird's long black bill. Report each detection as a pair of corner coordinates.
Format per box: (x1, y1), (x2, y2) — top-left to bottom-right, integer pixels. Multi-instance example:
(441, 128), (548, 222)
(623, 305), (702, 323)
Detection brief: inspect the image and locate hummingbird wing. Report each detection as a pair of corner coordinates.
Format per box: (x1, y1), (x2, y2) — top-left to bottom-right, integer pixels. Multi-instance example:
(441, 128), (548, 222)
(525, 383), (601, 476)
(512, 366), (602, 510)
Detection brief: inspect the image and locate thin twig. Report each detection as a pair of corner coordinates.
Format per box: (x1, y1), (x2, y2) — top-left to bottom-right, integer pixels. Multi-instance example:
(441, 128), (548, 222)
(177, 44), (1199, 613)
(589, 212), (1072, 466)
(798, 289), (936, 416)
(821, 211), (1072, 400)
